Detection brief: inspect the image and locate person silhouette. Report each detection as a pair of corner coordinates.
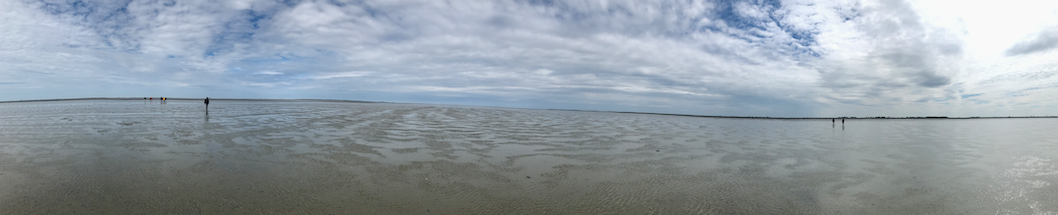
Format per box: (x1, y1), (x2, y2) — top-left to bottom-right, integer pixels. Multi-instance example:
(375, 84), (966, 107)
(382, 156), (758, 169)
(204, 97), (209, 110)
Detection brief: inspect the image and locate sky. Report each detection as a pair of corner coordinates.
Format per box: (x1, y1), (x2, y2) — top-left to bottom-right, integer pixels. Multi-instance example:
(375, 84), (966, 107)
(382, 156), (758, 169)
(2, 0), (1058, 117)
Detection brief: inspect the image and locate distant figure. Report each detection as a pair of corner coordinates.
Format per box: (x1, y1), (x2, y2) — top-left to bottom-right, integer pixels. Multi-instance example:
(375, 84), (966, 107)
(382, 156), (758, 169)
(842, 119), (845, 124)
(204, 97), (209, 110)
(832, 118), (835, 127)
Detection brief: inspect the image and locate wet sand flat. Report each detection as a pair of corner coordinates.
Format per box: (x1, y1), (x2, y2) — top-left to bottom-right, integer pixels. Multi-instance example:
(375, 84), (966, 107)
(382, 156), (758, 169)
(0, 99), (1056, 214)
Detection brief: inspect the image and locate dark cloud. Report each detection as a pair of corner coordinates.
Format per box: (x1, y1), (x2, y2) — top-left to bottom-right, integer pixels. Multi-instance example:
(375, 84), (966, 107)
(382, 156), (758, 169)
(916, 71), (951, 88)
(1005, 28), (1058, 56)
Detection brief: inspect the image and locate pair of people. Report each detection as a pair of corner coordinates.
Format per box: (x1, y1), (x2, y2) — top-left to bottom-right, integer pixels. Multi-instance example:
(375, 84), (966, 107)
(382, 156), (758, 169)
(832, 118), (844, 125)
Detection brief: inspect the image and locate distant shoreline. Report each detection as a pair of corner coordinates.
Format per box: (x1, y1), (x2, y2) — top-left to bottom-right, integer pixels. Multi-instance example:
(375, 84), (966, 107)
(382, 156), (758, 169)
(0, 97), (383, 104)
(1, 97), (1054, 119)
(591, 111), (1058, 120)
(548, 110), (1058, 120)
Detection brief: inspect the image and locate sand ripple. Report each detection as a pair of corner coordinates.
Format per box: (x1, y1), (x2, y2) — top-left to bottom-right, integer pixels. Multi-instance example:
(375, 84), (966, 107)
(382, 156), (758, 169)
(0, 100), (1056, 214)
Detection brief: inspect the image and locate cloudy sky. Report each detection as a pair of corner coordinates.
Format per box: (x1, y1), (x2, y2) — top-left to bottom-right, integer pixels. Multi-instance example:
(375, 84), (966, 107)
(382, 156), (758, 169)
(2, 0), (1058, 117)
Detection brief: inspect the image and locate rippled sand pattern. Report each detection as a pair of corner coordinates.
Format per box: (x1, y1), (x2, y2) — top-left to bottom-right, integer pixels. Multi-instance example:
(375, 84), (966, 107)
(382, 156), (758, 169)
(1, 100), (1057, 214)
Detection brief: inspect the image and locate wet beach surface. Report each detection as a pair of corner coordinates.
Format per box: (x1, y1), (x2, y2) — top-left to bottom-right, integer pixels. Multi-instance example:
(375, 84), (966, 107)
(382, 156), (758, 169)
(0, 100), (1056, 214)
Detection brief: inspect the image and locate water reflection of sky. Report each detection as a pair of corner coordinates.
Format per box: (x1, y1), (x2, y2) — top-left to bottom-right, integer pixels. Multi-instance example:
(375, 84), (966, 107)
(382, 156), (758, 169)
(0, 100), (1056, 214)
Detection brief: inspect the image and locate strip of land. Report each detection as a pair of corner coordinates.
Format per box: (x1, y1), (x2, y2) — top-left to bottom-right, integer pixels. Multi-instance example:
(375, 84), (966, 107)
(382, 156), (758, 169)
(0, 97), (1052, 119)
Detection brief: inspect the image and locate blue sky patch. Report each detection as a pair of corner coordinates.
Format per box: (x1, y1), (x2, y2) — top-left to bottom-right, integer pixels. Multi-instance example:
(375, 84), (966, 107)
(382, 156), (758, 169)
(960, 93), (982, 99)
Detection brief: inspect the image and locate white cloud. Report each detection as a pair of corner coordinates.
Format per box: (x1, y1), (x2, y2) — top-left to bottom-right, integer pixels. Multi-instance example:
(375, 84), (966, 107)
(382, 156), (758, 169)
(2, 0), (1058, 117)
(255, 70), (283, 75)
(307, 71), (373, 80)
(241, 81), (292, 87)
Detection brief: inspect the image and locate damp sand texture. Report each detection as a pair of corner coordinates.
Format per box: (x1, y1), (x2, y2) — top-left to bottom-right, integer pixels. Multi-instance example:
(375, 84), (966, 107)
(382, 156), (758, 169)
(0, 100), (1056, 214)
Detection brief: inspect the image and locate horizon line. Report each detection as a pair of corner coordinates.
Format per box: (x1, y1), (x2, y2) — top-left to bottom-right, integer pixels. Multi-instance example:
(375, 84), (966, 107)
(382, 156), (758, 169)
(2, 97), (1057, 120)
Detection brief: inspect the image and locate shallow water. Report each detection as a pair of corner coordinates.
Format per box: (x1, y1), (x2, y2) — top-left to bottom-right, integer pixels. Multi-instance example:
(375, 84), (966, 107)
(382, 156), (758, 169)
(0, 100), (1056, 214)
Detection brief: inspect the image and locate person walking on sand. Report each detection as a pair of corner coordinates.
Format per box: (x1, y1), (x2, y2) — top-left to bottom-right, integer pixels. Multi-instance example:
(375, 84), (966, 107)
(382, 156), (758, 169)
(204, 97), (210, 110)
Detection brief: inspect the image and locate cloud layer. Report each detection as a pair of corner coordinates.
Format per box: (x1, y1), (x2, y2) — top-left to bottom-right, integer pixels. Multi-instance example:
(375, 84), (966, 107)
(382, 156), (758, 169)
(2, 0), (1058, 117)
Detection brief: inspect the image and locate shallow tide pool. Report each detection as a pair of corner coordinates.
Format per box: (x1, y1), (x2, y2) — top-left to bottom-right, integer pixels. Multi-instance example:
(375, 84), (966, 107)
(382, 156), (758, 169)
(0, 99), (1055, 214)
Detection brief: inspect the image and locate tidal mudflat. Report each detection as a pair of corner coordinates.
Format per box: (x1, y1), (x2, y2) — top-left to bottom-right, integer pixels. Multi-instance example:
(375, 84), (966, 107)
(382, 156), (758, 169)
(0, 99), (1056, 214)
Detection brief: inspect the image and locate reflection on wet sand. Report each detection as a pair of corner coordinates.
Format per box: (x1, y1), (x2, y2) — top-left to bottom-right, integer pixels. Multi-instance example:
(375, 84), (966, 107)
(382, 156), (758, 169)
(0, 100), (1056, 214)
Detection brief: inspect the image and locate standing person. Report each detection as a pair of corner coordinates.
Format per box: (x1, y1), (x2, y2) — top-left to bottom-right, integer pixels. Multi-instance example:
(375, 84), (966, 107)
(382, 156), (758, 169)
(204, 97), (209, 110)
(832, 118), (835, 127)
